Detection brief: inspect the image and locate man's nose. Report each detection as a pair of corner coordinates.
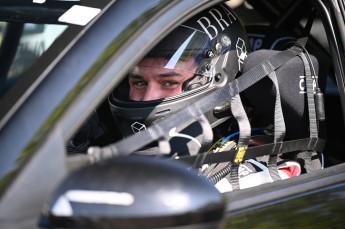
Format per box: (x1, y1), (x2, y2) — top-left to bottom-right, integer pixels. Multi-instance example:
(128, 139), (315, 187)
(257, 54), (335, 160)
(142, 85), (162, 101)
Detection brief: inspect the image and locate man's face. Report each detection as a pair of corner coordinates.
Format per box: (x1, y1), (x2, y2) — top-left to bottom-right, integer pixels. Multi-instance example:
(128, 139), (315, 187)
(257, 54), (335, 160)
(129, 57), (197, 101)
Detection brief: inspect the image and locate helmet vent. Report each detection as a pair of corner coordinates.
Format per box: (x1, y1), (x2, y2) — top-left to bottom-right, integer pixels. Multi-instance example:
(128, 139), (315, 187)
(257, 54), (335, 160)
(155, 109), (171, 116)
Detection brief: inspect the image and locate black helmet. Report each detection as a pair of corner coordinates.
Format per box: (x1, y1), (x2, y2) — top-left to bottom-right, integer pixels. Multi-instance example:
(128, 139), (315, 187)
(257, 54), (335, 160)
(109, 3), (249, 154)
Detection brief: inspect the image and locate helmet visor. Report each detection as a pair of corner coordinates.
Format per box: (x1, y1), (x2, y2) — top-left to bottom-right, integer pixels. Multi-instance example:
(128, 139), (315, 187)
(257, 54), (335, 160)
(143, 25), (210, 71)
(122, 26), (212, 101)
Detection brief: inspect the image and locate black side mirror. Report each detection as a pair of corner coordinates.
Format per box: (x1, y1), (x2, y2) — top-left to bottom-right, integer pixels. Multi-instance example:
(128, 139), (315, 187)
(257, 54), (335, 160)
(40, 156), (225, 228)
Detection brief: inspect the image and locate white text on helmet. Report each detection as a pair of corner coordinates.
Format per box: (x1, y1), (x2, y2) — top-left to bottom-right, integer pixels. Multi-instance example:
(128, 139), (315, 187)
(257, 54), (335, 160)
(197, 5), (236, 40)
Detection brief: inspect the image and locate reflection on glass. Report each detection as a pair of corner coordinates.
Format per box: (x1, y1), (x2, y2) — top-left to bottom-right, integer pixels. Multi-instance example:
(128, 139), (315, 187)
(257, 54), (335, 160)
(8, 24), (67, 80)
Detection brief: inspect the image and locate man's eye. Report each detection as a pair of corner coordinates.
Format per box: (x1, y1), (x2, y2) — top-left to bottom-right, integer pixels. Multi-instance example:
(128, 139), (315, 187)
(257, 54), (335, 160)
(133, 81), (147, 88)
(163, 81), (179, 87)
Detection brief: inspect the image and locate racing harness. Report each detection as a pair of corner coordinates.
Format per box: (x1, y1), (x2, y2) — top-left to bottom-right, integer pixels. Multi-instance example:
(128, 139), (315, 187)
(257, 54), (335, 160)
(89, 38), (325, 168)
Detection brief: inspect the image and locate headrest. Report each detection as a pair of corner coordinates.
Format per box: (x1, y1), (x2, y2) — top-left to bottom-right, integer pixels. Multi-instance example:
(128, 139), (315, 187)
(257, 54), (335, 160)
(246, 25), (297, 51)
(242, 49), (328, 140)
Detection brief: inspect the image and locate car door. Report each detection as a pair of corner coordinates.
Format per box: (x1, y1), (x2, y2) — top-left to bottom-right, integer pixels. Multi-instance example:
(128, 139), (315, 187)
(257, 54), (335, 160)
(0, 0), (217, 228)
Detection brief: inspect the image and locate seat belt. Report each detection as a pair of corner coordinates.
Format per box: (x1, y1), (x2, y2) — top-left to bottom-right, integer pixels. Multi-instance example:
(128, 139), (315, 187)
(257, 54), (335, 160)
(177, 138), (325, 167)
(266, 69), (286, 181)
(207, 94), (251, 189)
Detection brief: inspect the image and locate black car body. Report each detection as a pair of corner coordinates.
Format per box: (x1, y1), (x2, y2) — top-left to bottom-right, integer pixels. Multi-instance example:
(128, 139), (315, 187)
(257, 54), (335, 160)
(0, 0), (345, 228)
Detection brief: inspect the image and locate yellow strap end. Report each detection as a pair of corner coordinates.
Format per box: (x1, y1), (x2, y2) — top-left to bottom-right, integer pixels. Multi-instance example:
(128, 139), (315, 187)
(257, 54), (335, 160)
(233, 146), (247, 164)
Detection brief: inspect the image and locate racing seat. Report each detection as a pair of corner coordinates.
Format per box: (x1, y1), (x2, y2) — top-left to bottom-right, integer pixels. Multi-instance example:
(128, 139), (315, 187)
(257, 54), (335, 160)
(205, 25), (331, 192)
(243, 24), (330, 172)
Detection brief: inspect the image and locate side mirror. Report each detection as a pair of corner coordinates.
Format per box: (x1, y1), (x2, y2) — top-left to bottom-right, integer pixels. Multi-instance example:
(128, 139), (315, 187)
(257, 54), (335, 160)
(40, 156), (225, 228)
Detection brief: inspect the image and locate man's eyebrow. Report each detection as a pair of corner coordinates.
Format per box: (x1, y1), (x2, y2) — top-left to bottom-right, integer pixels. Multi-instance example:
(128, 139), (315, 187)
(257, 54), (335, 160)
(159, 71), (182, 77)
(128, 71), (183, 79)
(128, 74), (142, 79)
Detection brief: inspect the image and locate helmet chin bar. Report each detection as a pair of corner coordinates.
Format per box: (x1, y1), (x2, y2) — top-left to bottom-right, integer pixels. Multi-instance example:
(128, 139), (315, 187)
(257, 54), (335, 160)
(108, 50), (241, 157)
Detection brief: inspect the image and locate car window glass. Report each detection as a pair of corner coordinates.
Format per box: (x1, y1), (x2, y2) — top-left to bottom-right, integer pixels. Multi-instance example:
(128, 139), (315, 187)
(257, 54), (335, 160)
(0, 0), (112, 121)
(4, 23), (67, 96)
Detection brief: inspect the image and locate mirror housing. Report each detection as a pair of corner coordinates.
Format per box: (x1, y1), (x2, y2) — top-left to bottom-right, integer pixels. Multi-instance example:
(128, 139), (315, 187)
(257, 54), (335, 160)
(41, 156), (225, 228)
